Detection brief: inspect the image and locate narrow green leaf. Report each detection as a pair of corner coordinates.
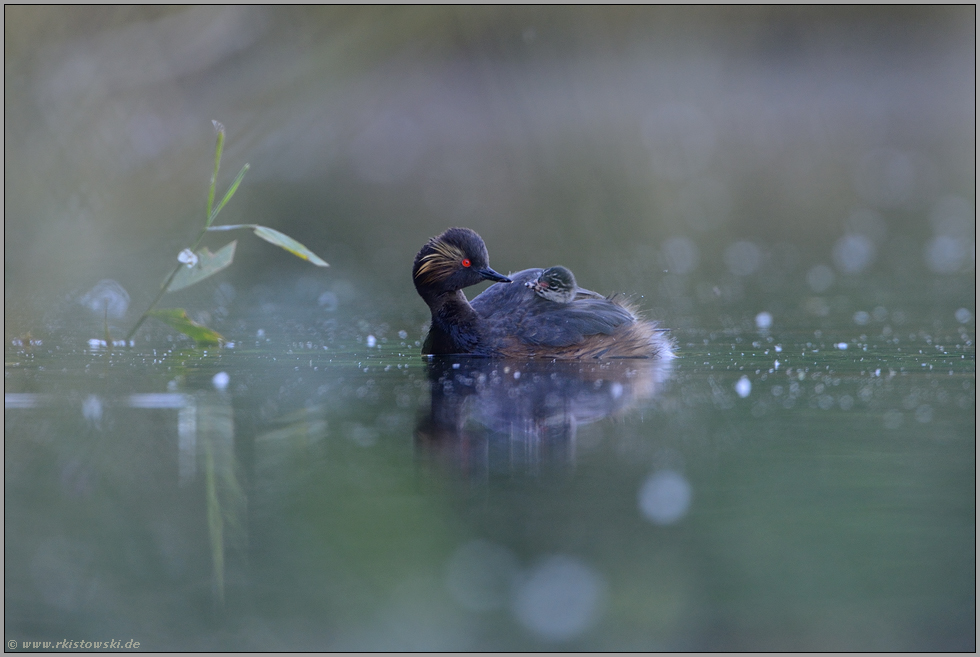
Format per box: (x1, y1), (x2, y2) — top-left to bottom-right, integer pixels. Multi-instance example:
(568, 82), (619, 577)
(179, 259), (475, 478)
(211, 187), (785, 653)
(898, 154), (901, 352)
(207, 121), (225, 222)
(206, 224), (248, 232)
(204, 438), (225, 605)
(147, 308), (224, 345)
(104, 305), (112, 352)
(167, 241), (237, 292)
(251, 225), (329, 267)
(208, 163), (249, 226)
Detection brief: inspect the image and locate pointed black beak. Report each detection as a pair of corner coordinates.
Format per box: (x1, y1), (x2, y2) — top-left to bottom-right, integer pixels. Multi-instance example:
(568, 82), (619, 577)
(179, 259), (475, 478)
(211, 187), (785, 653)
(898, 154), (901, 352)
(479, 267), (511, 283)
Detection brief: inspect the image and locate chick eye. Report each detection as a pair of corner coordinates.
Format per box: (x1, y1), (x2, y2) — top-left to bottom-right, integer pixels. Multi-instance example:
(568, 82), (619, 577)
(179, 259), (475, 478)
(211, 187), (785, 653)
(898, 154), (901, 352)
(461, 258), (471, 268)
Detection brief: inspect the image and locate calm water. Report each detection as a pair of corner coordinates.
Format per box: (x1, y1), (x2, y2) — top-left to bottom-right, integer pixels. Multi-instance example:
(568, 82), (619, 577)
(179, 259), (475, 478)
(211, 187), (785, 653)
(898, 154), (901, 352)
(5, 317), (974, 651)
(4, 5), (975, 652)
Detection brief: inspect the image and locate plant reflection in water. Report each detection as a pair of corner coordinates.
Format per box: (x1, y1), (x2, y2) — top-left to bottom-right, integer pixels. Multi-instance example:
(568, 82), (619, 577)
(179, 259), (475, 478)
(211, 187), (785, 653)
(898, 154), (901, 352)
(415, 358), (673, 474)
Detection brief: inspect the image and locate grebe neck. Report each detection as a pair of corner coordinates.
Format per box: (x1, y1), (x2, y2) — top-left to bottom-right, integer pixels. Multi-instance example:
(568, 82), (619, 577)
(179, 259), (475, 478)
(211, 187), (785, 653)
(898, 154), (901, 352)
(423, 289), (484, 355)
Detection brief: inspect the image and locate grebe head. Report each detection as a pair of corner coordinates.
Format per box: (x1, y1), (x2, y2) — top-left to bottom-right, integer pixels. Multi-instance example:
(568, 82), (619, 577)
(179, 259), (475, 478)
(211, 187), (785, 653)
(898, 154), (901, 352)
(413, 227), (511, 296)
(526, 265), (577, 303)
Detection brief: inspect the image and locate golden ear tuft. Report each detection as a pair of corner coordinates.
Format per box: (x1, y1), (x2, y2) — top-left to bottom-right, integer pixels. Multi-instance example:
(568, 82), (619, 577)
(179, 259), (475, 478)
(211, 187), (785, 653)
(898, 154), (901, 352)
(415, 239), (466, 284)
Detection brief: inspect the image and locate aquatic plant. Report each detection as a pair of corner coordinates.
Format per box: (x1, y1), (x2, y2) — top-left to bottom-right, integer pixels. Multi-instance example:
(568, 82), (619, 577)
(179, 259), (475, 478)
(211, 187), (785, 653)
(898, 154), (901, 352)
(125, 122), (328, 345)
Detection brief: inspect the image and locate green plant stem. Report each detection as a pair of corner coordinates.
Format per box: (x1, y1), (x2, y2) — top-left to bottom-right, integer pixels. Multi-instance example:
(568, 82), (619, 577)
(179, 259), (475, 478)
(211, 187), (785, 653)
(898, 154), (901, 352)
(124, 224), (213, 342)
(125, 124), (231, 343)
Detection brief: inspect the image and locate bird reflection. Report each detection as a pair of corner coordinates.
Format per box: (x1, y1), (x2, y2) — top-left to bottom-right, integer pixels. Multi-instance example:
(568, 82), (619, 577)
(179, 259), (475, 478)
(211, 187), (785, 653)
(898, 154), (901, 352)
(415, 358), (672, 475)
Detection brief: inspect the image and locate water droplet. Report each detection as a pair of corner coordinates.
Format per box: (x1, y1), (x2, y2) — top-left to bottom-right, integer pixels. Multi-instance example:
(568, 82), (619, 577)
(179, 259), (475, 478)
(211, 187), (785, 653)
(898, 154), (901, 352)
(638, 470), (692, 525)
(317, 291), (338, 311)
(832, 234), (875, 274)
(177, 248), (198, 267)
(806, 265), (835, 293)
(82, 395), (102, 423)
(512, 556), (607, 641)
(924, 235), (968, 274)
(735, 376), (752, 398)
(79, 279), (130, 319)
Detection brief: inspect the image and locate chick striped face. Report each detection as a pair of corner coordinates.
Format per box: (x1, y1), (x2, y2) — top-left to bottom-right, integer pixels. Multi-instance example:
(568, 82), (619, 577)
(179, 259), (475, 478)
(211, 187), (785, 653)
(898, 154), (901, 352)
(540, 266), (576, 291)
(527, 266), (577, 303)
(414, 237), (469, 286)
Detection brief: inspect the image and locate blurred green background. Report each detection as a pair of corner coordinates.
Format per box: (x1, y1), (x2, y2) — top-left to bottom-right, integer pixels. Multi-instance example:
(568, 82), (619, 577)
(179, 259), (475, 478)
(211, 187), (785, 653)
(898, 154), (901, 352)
(4, 7), (975, 651)
(4, 6), (974, 340)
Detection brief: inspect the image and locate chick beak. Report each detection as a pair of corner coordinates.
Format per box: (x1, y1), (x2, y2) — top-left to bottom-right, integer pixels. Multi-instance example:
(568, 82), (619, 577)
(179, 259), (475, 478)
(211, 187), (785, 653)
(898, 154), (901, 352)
(479, 267), (511, 283)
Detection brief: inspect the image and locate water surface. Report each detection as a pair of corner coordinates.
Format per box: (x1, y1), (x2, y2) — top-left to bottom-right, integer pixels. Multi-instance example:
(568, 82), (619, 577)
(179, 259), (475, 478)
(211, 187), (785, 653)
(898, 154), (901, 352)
(5, 319), (974, 650)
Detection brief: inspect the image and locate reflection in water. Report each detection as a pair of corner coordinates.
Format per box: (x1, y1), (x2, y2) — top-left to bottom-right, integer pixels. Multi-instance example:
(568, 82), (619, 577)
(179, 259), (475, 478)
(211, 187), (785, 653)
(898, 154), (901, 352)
(196, 391), (244, 606)
(127, 390), (246, 607)
(5, 390), (245, 609)
(4, 341), (975, 649)
(125, 393), (199, 484)
(415, 358), (672, 473)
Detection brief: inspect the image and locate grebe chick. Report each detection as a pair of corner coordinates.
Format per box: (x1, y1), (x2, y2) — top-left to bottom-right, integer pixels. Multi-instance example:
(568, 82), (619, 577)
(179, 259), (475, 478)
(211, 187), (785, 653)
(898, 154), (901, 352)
(413, 228), (674, 360)
(526, 266), (604, 303)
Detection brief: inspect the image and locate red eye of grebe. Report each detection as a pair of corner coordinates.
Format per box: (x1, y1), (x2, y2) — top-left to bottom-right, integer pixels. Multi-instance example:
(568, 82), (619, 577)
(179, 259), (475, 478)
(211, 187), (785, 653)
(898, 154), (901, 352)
(461, 258), (471, 268)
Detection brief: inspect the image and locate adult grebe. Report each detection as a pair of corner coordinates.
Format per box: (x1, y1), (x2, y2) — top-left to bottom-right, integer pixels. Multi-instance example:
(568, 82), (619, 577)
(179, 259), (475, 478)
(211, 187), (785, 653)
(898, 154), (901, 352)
(412, 227), (674, 359)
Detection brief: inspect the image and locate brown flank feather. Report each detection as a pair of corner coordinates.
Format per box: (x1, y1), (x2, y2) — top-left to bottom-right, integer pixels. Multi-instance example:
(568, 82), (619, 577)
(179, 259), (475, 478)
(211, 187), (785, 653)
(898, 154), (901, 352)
(497, 307), (672, 359)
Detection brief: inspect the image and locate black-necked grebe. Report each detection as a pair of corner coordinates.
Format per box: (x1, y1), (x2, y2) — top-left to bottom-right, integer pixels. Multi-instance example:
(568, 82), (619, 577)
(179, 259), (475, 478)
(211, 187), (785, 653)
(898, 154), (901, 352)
(525, 266), (604, 303)
(412, 227), (674, 359)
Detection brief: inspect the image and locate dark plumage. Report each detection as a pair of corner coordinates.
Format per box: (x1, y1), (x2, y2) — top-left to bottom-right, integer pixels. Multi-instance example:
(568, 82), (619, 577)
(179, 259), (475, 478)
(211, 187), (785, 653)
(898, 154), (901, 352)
(413, 228), (674, 359)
